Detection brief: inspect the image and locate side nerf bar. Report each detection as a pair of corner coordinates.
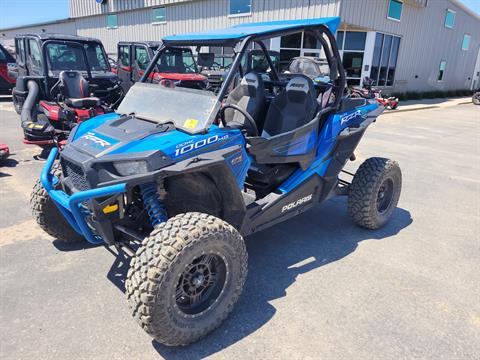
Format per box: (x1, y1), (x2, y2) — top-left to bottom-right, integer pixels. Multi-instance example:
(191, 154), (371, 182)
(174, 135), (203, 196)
(41, 148), (127, 244)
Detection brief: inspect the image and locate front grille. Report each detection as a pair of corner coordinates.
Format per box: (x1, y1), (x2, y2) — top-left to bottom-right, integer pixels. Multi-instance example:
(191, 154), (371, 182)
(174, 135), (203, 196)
(61, 158), (90, 191)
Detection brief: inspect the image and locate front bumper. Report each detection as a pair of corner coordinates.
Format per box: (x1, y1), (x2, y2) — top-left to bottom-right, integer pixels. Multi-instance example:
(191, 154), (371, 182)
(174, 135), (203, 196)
(41, 148), (127, 244)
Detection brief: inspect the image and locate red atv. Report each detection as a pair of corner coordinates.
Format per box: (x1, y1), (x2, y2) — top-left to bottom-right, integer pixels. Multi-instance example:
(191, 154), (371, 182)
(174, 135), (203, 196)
(350, 77), (399, 110)
(0, 143), (9, 161)
(115, 41), (207, 93)
(22, 70), (117, 148)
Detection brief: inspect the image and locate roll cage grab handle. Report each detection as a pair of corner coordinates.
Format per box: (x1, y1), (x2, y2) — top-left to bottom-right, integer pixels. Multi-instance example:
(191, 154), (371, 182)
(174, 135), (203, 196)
(139, 25), (346, 110)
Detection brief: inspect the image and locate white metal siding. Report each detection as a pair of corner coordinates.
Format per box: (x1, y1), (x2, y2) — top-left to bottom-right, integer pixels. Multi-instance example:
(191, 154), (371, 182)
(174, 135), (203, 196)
(70, 0), (193, 18)
(0, 20), (77, 46)
(341, 0), (480, 91)
(74, 0), (341, 54)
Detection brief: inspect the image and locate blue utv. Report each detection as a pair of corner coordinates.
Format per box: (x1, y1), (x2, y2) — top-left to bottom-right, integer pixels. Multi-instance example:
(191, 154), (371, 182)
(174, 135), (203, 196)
(31, 17), (402, 346)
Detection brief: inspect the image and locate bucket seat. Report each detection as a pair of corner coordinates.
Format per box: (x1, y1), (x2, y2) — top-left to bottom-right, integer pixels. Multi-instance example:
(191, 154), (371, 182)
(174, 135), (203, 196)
(224, 72), (267, 135)
(261, 75), (317, 138)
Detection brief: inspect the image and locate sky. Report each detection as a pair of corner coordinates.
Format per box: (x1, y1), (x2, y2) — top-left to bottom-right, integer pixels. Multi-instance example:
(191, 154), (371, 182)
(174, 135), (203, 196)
(0, 0), (479, 29)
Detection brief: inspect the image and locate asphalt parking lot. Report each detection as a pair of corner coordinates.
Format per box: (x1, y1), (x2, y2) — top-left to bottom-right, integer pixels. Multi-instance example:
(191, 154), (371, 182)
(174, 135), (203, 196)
(0, 100), (479, 359)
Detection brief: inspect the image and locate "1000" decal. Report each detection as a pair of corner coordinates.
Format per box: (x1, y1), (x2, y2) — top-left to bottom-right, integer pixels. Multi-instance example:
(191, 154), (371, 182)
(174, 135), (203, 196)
(174, 134), (229, 157)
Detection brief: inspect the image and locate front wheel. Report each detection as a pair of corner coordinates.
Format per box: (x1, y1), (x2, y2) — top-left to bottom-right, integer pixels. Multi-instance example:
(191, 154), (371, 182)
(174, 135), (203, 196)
(126, 212), (248, 346)
(30, 162), (84, 243)
(472, 92), (480, 105)
(348, 157), (402, 229)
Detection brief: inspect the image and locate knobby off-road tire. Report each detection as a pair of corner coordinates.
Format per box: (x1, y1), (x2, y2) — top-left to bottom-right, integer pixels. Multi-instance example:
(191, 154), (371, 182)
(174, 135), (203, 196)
(348, 157), (402, 229)
(30, 162), (84, 243)
(126, 212), (248, 346)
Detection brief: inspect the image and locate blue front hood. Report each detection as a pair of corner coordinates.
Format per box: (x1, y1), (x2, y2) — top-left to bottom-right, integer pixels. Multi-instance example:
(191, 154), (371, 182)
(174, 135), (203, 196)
(69, 113), (244, 161)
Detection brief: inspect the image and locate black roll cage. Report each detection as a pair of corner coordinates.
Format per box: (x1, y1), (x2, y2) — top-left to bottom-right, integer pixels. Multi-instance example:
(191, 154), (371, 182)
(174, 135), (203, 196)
(140, 24), (346, 110)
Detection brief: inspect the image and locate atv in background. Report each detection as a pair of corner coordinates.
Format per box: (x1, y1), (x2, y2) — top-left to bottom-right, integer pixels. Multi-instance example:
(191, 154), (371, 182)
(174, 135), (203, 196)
(473, 89), (480, 105)
(11, 34), (123, 148)
(34, 17), (402, 346)
(350, 77), (399, 110)
(0, 143), (10, 162)
(116, 41), (207, 93)
(199, 49), (280, 93)
(0, 44), (16, 94)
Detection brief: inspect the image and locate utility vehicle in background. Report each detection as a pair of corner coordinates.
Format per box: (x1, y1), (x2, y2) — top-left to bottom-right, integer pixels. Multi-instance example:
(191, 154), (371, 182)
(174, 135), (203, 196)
(32, 17), (402, 346)
(350, 77), (399, 110)
(115, 41), (207, 92)
(200, 48), (280, 92)
(10, 34), (123, 148)
(0, 44), (16, 94)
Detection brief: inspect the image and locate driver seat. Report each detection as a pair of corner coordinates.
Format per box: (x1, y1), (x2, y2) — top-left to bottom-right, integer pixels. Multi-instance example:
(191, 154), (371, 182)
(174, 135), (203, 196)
(224, 72), (267, 135)
(60, 71), (101, 108)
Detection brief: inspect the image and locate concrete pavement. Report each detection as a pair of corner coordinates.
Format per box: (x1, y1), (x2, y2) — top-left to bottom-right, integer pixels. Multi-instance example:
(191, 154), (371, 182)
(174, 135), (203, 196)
(0, 100), (479, 359)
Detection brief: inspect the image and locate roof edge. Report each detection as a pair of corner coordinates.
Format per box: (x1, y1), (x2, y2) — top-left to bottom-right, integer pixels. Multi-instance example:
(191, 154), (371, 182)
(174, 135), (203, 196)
(449, 0), (480, 21)
(0, 18), (73, 32)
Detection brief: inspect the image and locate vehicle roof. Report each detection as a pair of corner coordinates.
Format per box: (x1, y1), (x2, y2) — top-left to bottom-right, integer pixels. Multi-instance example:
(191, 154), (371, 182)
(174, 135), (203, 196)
(118, 41), (162, 48)
(15, 33), (102, 43)
(163, 17), (340, 46)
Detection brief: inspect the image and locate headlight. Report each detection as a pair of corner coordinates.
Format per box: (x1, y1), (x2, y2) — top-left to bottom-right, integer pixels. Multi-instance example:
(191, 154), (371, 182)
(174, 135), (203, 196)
(113, 160), (149, 176)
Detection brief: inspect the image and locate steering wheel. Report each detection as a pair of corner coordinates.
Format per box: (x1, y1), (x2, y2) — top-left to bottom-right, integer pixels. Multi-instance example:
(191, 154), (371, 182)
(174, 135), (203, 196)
(220, 104), (259, 137)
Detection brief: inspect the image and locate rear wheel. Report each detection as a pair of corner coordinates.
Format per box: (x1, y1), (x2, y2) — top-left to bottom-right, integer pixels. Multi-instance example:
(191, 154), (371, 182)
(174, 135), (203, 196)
(30, 162), (84, 243)
(126, 212), (247, 346)
(348, 157), (402, 229)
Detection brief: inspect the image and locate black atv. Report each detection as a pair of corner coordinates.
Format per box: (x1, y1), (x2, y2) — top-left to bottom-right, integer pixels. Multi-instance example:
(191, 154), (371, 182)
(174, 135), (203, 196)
(11, 33), (123, 148)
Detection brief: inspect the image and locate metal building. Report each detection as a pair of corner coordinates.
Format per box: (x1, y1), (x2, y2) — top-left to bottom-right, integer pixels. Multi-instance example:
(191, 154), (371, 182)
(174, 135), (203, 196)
(1, 0), (479, 92)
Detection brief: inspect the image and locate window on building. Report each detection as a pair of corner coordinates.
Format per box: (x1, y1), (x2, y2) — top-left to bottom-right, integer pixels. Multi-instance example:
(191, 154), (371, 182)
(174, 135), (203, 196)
(370, 33), (401, 87)
(118, 45), (130, 67)
(229, 0), (251, 16)
(106, 14), (118, 29)
(462, 34), (471, 51)
(438, 60), (446, 81)
(445, 9), (455, 28)
(336, 31), (367, 85)
(27, 39), (42, 69)
(152, 7), (166, 23)
(387, 0), (403, 21)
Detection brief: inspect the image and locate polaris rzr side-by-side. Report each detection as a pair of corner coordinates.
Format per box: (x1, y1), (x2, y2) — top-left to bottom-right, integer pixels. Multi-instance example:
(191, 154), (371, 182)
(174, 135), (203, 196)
(11, 34), (123, 148)
(32, 17), (402, 346)
(116, 41), (207, 93)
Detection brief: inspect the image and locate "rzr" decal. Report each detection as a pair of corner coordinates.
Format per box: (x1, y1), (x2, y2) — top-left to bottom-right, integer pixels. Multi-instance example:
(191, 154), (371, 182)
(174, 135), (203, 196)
(82, 132), (112, 147)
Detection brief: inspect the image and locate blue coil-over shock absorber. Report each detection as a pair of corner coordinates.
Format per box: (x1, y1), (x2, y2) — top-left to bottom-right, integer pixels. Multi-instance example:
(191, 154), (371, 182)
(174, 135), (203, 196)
(139, 182), (168, 227)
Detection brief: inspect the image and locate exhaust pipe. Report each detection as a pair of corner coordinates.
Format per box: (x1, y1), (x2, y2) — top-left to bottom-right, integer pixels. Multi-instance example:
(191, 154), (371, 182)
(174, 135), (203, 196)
(21, 80), (39, 127)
